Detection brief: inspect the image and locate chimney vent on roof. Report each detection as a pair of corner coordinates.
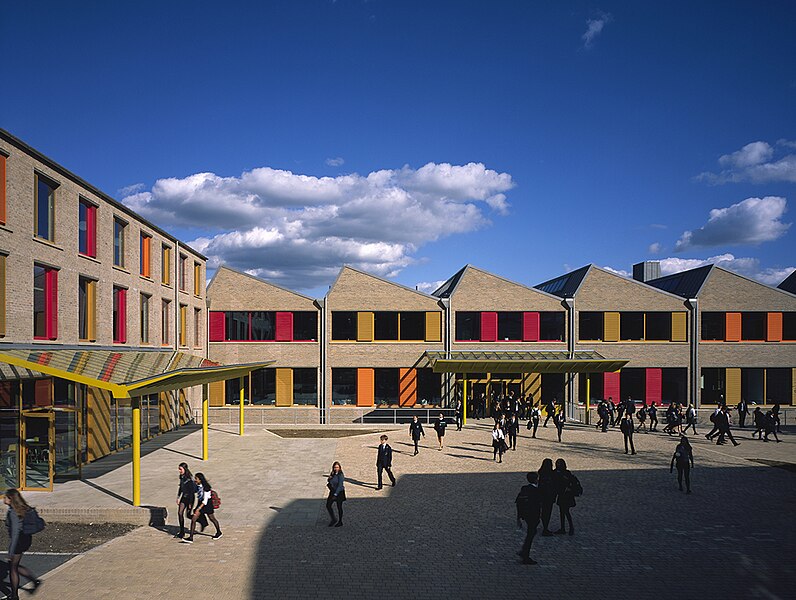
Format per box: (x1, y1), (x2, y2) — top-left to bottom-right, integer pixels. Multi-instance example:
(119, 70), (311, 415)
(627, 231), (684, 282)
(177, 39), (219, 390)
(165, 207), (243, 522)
(633, 261), (661, 283)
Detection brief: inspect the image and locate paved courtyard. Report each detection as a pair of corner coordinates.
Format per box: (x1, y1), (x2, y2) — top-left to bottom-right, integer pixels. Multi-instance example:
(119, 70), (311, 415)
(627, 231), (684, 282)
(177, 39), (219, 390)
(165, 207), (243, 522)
(26, 419), (796, 600)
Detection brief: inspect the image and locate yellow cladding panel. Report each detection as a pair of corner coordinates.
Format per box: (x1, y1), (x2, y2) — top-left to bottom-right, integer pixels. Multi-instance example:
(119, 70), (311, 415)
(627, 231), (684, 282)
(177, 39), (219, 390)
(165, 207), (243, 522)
(603, 312), (620, 342)
(275, 368), (293, 407)
(159, 391), (173, 431)
(87, 387), (112, 462)
(425, 312), (442, 342)
(725, 368), (741, 405)
(209, 380), (225, 407)
(357, 312), (374, 342)
(522, 373), (541, 403)
(179, 389), (190, 425)
(671, 312), (687, 342)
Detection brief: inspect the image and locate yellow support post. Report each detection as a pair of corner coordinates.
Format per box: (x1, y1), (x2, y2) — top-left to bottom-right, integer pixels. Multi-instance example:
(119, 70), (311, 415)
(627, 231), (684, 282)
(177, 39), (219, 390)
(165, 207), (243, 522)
(202, 384), (209, 461)
(131, 396), (141, 507)
(239, 376), (245, 436)
(585, 376), (591, 425)
(462, 379), (467, 426)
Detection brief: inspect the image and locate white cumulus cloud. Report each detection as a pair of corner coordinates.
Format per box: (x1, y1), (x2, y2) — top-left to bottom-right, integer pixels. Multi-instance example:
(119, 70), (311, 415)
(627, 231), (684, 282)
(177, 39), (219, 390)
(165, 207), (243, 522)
(582, 12), (612, 48)
(648, 242), (662, 254)
(658, 254), (795, 287)
(121, 162), (515, 290)
(696, 141), (796, 184)
(674, 196), (790, 251)
(414, 280), (447, 295)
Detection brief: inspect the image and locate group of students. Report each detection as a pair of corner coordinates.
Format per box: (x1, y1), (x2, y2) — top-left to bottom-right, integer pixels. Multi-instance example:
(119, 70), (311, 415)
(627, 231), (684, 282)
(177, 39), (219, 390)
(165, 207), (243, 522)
(175, 462), (222, 543)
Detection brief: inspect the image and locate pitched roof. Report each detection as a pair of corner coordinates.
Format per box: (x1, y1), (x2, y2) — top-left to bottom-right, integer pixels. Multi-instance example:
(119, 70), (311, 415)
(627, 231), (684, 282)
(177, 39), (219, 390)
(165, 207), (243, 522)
(534, 265), (591, 298)
(207, 265), (318, 303)
(778, 270), (796, 295)
(645, 265), (713, 298)
(328, 265), (438, 300)
(432, 265), (468, 298)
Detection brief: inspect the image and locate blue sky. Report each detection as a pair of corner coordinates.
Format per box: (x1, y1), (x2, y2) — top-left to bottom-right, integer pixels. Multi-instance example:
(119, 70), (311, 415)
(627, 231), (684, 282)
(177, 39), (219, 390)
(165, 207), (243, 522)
(3, 1), (795, 295)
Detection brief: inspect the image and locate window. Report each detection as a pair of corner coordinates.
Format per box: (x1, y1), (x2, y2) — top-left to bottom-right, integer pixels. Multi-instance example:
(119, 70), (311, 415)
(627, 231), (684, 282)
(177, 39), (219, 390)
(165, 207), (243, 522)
(179, 254), (187, 291)
(193, 263), (202, 296)
(162, 299), (171, 344)
(293, 312), (318, 341)
(140, 234), (151, 277)
(78, 277), (97, 341)
(78, 199), (97, 257)
(539, 312), (565, 341)
(140, 293), (150, 343)
(225, 311), (250, 341)
(374, 368), (399, 405)
(161, 245), (171, 285)
(417, 368), (442, 405)
(620, 312), (644, 341)
(332, 312), (357, 341)
(194, 308), (201, 346)
(33, 264), (57, 339)
(113, 218), (126, 267)
(113, 287), (127, 343)
(374, 312), (398, 340)
(293, 368), (317, 405)
(399, 312), (425, 341)
(701, 312), (724, 341)
(578, 312), (602, 341)
(332, 368), (356, 405)
(179, 304), (187, 346)
(784, 312), (796, 341)
(250, 311), (276, 340)
(455, 312), (480, 341)
(0, 254), (5, 337)
(497, 312), (523, 341)
(741, 312), (766, 341)
(34, 173), (56, 241)
(0, 152), (6, 225)
(249, 370), (274, 405)
(645, 313), (671, 341)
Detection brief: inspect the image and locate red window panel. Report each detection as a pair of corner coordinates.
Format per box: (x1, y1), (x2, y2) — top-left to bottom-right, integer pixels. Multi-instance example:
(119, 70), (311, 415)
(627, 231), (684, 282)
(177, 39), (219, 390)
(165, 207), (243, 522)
(275, 312), (294, 342)
(45, 269), (58, 340)
(645, 368), (662, 404)
(603, 371), (620, 402)
(114, 288), (127, 343)
(523, 312), (540, 342)
(209, 311), (226, 342)
(86, 204), (97, 257)
(34, 379), (51, 407)
(480, 312), (498, 342)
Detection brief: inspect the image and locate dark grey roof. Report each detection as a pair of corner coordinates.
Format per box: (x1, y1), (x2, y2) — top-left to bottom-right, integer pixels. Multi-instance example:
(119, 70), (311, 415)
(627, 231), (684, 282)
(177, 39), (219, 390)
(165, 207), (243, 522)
(646, 265), (713, 298)
(534, 265), (590, 298)
(778, 270), (796, 294)
(432, 266), (468, 298)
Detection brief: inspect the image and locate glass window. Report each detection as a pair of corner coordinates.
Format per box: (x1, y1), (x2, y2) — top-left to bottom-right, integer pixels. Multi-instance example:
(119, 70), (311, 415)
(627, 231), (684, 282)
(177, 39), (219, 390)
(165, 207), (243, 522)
(645, 312), (671, 341)
(53, 379), (75, 407)
(162, 299), (171, 344)
(661, 368), (687, 405)
(374, 312), (398, 341)
(250, 370), (274, 405)
(332, 312), (357, 341)
(179, 255), (187, 291)
(620, 312), (644, 341)
(116, 397), (133, 449)
(417, 368), (442, 405)
(225, 311), (249, 341)
(113, 218), (126, 267)
(251, 311), (276, 340)
(33, 264), (56, 339)
(741, 312), (766, 341)
(140, 294), (150, 343)
(332, 368), (356, 405)
(539, 312), (565, 341)
(293, 312), (318, 341)
(78, 199), (96, 257)
(35, 174), (56, 241)
(0, 382), (20, 487)
(784, 312), (796, 341)
(179, 305), (187, 347)
(497, 312), (523, 341)
(293, 368), (317, 405)
(701, 312), (725, 341)
(194, 308), (201, 346)
(619, 368), (645, 401)
(399, 312), (425, 341)
(700, 368), (725, 404)
(78, 277), (95, 341)
(455, 312), (480, 341)
(578, 312), (603, 341)
(374, 368), (399, 405)
(226, 376), (250, 405)
(147, 394), (160, 438)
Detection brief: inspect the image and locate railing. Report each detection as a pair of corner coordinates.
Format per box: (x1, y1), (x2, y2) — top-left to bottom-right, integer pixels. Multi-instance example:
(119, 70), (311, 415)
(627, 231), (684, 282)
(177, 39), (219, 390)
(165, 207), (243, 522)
(193, 406), (458, 426)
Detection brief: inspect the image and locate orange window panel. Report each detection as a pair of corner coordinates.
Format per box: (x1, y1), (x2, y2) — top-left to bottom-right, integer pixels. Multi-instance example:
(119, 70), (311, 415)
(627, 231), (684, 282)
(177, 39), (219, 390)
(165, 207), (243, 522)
(725, 312), (741, 342)
(399, 368), (417, 406)
(140, 235), (151, 278)
(357, 368), (374, 406)
(766, 312), (782, 342)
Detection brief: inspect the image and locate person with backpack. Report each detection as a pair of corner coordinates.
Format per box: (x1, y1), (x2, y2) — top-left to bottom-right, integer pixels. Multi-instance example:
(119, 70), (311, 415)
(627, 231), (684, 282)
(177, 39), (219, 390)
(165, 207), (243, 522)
(752, 406), (765, 439)
(554, 459), (580, 535)
(515, 472), (542, 565)
(636, 402), (648, 433)
(620, 413), (636, 455)
(408, 415), (425, 456)
(705, 405), (722, 440)
(537, 458), (556, 536)
(175, 462), (197, 539)
(433, 413), (447, 450)
(684, 403), (697, 435)
(4, 489), (42, 599)
(763, 410), (781, 443)
(552, 406), (565, 443)
(543, 397), (556, 427)
(182, 472), (222, 543)
(648, 401), (658, 432)
(670, 436), (694, 493)
(527, 403), (541, 438)
(492, 422), (507, 463)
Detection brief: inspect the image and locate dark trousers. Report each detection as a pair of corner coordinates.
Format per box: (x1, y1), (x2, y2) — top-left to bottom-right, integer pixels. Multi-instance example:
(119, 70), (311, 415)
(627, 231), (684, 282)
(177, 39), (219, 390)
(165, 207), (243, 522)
(649, 416), (657, 431)
(377, 465), (395, 488)
(706, 423), (719, 439)
(676, 465), (691, 491)
(717, 426), (738, 445)
(508, 432), (517, 449)
(412, 438), (420, 454)
(520, 519), (540, 558)
(457, 414), (463, 430)
(685, 421), (697, 435)
(541, 499), (554, 532)
(530, 419), (539, 437)
(559, 504), (573, 532)
(326, 494), (343, 522)
(543, 413), (553, 427)
(555, 423), (563, 442)
(739, 413), (747, 428)
(624, 433), (635, 454)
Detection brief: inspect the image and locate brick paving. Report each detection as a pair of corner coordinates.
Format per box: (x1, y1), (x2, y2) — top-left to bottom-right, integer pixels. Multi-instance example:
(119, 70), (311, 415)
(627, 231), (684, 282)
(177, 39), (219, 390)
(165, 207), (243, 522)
(29, 420), (796, 600)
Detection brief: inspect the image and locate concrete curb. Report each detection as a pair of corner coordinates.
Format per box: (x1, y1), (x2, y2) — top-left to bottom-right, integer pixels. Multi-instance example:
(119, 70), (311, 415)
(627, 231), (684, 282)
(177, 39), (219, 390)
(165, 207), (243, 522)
(39, 506), (167, 526)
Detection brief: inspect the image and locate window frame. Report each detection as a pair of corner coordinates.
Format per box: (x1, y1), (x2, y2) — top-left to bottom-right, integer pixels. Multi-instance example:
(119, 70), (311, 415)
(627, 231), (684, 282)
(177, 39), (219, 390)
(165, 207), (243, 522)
(33, 264), (58, 340)
(112, 286), (127, 344)
(34, 172), (57, 242)
(113, 217), (127, 268)
(140, 233), (152, 278)
(161, 244), (172, 285)
(78, 198), (97, 258)
(140, 293), (151, 344)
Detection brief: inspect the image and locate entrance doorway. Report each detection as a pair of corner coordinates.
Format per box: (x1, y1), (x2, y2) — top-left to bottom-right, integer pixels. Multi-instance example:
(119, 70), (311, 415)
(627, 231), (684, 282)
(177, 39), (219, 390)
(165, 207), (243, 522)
(21, 412), (54, 491)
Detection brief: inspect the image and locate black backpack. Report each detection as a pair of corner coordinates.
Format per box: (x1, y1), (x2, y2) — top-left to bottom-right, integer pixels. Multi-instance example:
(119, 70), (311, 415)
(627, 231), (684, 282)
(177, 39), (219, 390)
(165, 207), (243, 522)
(21, 508), (46, 535)
(515, 488), (533, 520)
(567, 474), (583, 497)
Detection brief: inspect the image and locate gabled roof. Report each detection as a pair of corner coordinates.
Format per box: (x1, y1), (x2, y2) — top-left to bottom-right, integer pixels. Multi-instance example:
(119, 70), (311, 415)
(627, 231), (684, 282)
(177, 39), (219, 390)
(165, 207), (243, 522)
(534, 265), (591, 298)
(432, 265), (468, 298)
(646, 265), (713, 298)
(207, 265), (319, 303)
(328, 265), (439, 301)
(778, 270), (796, 295)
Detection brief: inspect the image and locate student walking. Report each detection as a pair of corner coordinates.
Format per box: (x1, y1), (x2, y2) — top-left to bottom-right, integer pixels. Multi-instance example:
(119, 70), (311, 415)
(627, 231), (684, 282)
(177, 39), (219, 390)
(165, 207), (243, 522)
(670, 436), (694, 493)
(648, 402), (658, 432)
(326, 461), (346, 527)
(705, 405), (722, 440)
(433, 413), (447, 450)
(684, 403), (697, 435)
(515, 472), (542, 565)
(175, 462), (197, 539)
(182, 472), (222, 543)
(763, 410), (781, 443)
(752, 406), (765, 439)
(409, 415), (425, 455)
(492, 423), (507, 463)
(553, 406), (565, 442)
(554, 459), (580, 535)
(620, 414), (636, 454)
(508, 414), (520, 450)
(736, 399), (749, 428)
(772, 403), (782, 433)
(455, 400), (463, 431)
(376, 435), (396, 489)
(537, 458), (556, 536)
(614, 396), (624, 426)
(636, 402), (648, 433)
(527, 404), (541, 438)
(543, 397), (556, 427)
(715, 406), (740, 446)
(4, 489), (42, 599)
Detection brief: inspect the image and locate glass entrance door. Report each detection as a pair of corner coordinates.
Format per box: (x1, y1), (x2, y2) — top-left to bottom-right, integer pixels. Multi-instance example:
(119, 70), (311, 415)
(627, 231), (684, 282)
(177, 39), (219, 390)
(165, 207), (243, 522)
(21, 413), (54, 491)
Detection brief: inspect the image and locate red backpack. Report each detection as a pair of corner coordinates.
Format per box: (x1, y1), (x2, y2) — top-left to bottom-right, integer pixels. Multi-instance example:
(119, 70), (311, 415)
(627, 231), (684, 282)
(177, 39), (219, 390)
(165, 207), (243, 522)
(210, 490), (221, 509)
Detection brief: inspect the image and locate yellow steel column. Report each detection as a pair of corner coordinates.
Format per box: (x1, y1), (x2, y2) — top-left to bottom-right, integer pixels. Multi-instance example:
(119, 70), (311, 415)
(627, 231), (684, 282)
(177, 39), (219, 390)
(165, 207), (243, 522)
(462, 379), (468, 426)
(239, 376), (245, 436)
(131, 395), (141, 507)
(202, 384), (209, 461)
(585, 376), (591, 425)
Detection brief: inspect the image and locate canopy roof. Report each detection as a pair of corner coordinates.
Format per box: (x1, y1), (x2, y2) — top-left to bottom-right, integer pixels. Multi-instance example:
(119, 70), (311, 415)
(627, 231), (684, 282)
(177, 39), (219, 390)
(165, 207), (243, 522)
(0, 349), (274, 398)
(423, 350), (628, 374)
